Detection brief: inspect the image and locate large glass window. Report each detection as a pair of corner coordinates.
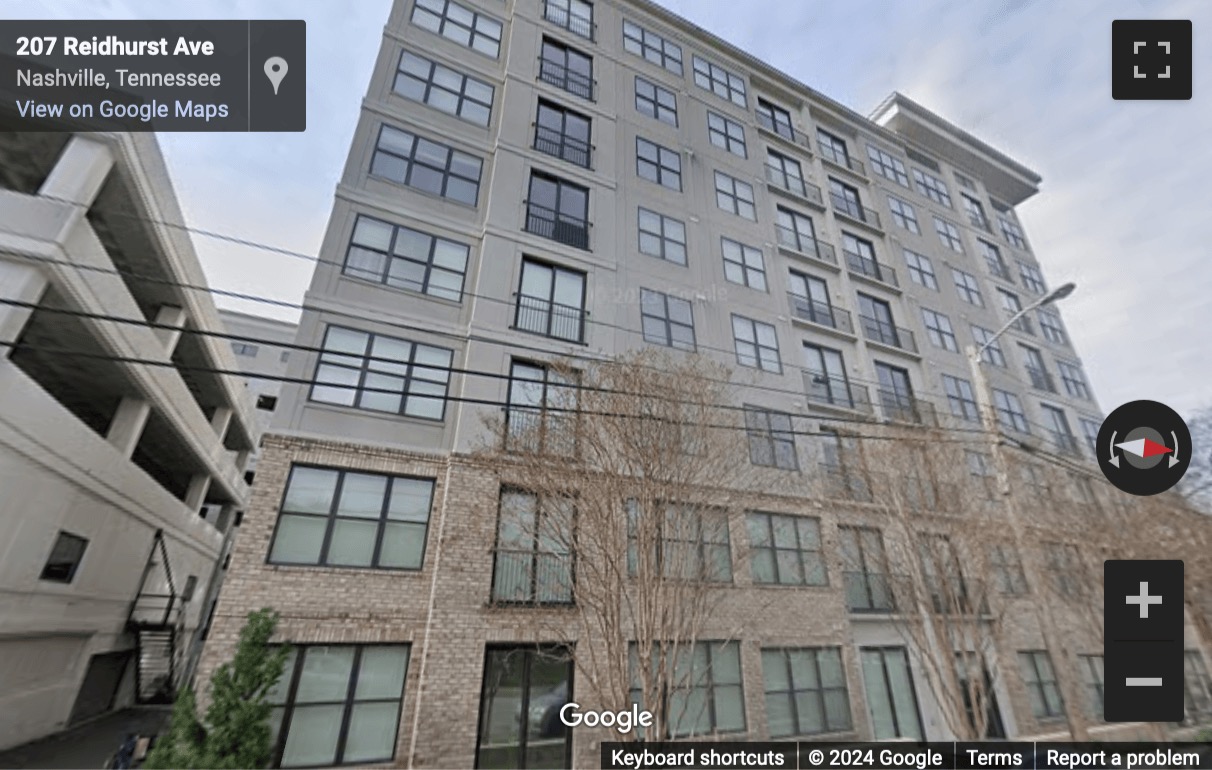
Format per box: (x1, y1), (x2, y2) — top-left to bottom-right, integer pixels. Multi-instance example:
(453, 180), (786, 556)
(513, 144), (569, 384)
(515, 259), (586, 342)
(875, 361), (918, 423)
(776, 206), (818, 255)
(934, 215), (964, 253)
(622, 20), (683, 74)
(887, 196), (919, 234)
(411, 0), (502, 57)
(394, 50), (494, 126)
(371, 126), (483, 205)
(692, 56), (747, 106)
(962, 194), (989, 230)
(538, 38), (593, 101)
(637, 207), (686, 265)
(311, 326), (453, 420)
(943, 374), (978, 421)
(867, 145), (909, 186)
(765, 150), (809, 199)
(629, 641), (745, 736)
(747, 513), (824, 586)
(707, 111), (747, 157)
(635, 76), (677, 126)
(641, 288), (695, 351)
(1043, 541), (1086, 598)
(843, 233), (887, 283)
(744, 407), (797, 470)
(821, 430), (871, 502)
(343, 215), (468, 301)
(1041, 403), (1078, 453)
(1019, 651), (1065, 719)
(714, 171), (756, 220)
(903, 249), (937, 289)
(637, 137), (682, 190)
(803, 344), (855, 409)
(952, 268), (984, 306)
(506, 360), (579, 455)
(268, 466), (434, 569)
(971, 325), (1006, 366)
(525, 172), (589, 249)
(1000, 216), (1028, 249)
(922, 308), (958, 352)
(476, 646), (573, 769)
(492, 490), (574, 604)
(1020, 261), (1047, 294)
(757, 98), (794, 140)
(861, 647), (922, 739)
(993, 389), (1030, 433)
(817, 130), (852, 169)
(1038, 307), (1068, 345)
(1079, 654), (1105, 721)
(788, 272), (838, 329)
(979, 239), (1009, 279)
(762, 647), (850, 737)
(626, 502), (732, 583)
(1184, 651), (1212, 720)
(988, 544), (1028, 595)
(1057, 360), (1091, 400)
(722, 238), (767, 291)
(268, 645), (410, 768)
(534, 101), (591, 169)
(839, 526), (892, 612)
(544, 0), (593, 39)
(731, 315), (781, 372)
(912, 167), (952, 207)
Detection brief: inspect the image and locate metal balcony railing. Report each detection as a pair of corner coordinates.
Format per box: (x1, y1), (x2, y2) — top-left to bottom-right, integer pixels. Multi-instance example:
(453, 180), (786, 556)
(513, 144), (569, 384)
(830, 194), (882, 229)
(491, 547), (574, 605)
(788, 293), (853, 334)
(543, 1), (595, 40)
(804, 373), (873, 415)
(775, 226), (837, 265)
(538, 57), (594, 101)
(858, 314), (918, 354)
(534, 124), (591, 169)
(1026, 367), (1057, 393)
(514, 293), (587, 343)
(844, 250), (899, 287)
(876, 390), (938, 426)
(525, 201), (590, 250)
(819, 144), (866, 176)
(764, 164), (824, 206)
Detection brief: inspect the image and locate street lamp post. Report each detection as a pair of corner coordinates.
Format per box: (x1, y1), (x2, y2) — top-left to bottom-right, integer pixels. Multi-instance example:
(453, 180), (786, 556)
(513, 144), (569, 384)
(965, 282), (1090, 740)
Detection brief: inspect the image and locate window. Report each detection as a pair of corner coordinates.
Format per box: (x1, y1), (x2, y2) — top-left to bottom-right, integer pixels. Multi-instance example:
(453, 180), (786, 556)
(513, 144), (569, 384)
(744, 407), (797, 470)
(707, 111), (746, 157)
(861, 648), (923, 739)
(526, 172), (589, 249)
(993, 389), (1029, 433)
(622, 20), (683, 74)
(1019, 651), (1065, 719)
(955, 172), (975, 190)
(839, 526), (892, 612)
(962, 194), (989, 229)
(988, 544), (1027, 595)
(912, 167), (952, 207)
(626, 502), (733, 583)
(534, 101), (591, 168)
(637, 137), (681, 190)
(817, 130), (853, 169)
(280, 350), (290, 363)
(829, 178), (868, 223)
(789, 272), (839, 329)
(1000, 216), (1027, 249)
(539, 38), (593, 101)
(311, 327), (453, 420)
(875, 362), (921, 423)
(635, 76), (677, 126)
(232, 342), (259, 357)
(952, 268), (984, 306)
(476, 646), (572, 768)
(996, 288), (1032, 335)
(411, 0), (502, 57)
(917, 534), (970, 613)
(820, 429), (872, 502)
(933, 216), (964, 253)
(637, 207), (686, 265)
(971, 326), (1006, 366)
(763, 648), (850, 737)
(1038, 307), (1068, 345)
(40, 531), (88, 583)
(1079, 417), (1101, 454)
(731, 315), (780, 372)
(1043, 541), (1085, 598)
(714, 171), (756, 220)
(979, 239), (1009, 280)
(394, 51), (493, 126)
(903, 249), (937, 289)
(629, 641), (745, 736)
(1184, 650), (1212, 719)
(857, 294), (900, 348)
(966, 450), (997, 500)
(257, 394), (278, 411)
(722, 238), (766, 290)
(492, 490), (573, 604)
(1077, 655), (1105, 721)
(268, 466), (434, 569)
(887, 196), (919, 234)
(1057, 360), (1091, 400)
(765, 150), (809, 199)
(515, 259), (586, 342)
(922, 309), (958, 352)
(1022, 463), (1052, 499)
(1042, 404), (1079, 453)
(776, 206), (819, 256)
(506, 360), (579, 454)
(943, 374), (978, 421)
(757, 98), (795, 140)
(641, 288), (695, 351)
(844, 233), (887, 283)
(1019, 261), (1046, 294)
(867, 145), (909, 186)
(1019, 344), (1051, 387)
(268, 644), (410, 768)
(692, 55), (746, 106)
(371, 125), (482, 205)
(747, 513), (824, 586)
(344, 215), (468, 301)
(544, 0), (593, 39)
(804, 344), (856, 409)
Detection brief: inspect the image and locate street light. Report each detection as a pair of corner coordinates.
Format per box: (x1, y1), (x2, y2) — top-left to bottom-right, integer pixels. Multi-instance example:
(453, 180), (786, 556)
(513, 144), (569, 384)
(965, 281), (1089, 739)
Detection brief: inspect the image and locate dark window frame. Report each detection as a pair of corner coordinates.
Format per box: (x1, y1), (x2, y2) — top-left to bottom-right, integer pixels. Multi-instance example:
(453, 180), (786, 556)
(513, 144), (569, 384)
(744, 407), (798, 471)
(40, 531), (88, 583)
(635, 76), (678, 126)
(343, 214), (469, 301)
(640, 288), (696, 351)
(514, 258), (588, 343)
(410, 0), (503, 58)
(636, 137), (682, 190)
(474, 645), (574, 769)
(762, 646), (851, 737)
(534, 100), (592, 169)
(747, 513), (826, 586)
(490, 488), (575, 605)
(370, 124), (483, 206)
(622, 19), (683, 74)
(394, 50), (494, 126)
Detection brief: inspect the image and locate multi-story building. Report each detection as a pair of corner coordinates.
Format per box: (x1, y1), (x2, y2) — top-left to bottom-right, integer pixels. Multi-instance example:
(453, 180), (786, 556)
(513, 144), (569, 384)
(198, 0), (1212, 767)
(0, 129), (258, 749)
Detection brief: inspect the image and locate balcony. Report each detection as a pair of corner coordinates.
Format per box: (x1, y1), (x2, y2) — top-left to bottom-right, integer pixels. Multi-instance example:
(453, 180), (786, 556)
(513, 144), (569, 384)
(821, 465), (874, 503)
(534, 124), (591, 169)
(844, 250), (899, 289)
(491, 547), (574, 605)
(830, 194), (882, 230)
(764, 165), (824, 207)
(757, 114), (813, 153)
(788, 293), (853, 335)
(803, 372), (874, 416)
(858, 314), (918, 355)
(876, 390), (938, 426)
(776, 226), (837, 267)
(543, 0), (595, 40)
(514, 293), (587, 343)
(818, 144), (867, 177)
(538, 57), (594, 101)
(525, 201), (590, 250)
(1026, 367), (1057, 393)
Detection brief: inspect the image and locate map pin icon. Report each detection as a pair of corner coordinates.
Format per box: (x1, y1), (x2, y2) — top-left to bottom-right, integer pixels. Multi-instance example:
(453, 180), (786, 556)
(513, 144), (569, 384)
(264, 56), (288, 95)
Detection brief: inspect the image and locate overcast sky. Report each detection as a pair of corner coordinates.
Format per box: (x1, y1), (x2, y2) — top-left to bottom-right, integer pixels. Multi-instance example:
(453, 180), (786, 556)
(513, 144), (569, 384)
(12, 0), (1212, 419)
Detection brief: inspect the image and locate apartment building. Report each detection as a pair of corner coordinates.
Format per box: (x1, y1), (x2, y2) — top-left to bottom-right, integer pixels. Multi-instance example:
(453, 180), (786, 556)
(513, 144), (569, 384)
(0, 128), (258, 748)
(198, 0), (1212, 767)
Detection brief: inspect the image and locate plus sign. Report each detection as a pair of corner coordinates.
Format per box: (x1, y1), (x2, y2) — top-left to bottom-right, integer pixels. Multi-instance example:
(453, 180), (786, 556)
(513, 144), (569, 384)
(1126, 581), (1163, 618)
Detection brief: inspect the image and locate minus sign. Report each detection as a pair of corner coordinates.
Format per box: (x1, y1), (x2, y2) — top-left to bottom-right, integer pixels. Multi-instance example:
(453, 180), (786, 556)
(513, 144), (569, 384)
(1112, 639), (1175, 642)
(1126, 677), (1163, 687)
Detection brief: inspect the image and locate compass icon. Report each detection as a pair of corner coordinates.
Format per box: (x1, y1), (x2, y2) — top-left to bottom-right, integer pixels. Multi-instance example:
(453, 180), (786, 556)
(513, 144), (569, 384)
(1098, 400), (1192, 496)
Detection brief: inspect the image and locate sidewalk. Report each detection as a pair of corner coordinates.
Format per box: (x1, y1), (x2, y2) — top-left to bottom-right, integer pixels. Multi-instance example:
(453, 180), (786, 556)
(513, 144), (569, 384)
(0, 707), (170, 769)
